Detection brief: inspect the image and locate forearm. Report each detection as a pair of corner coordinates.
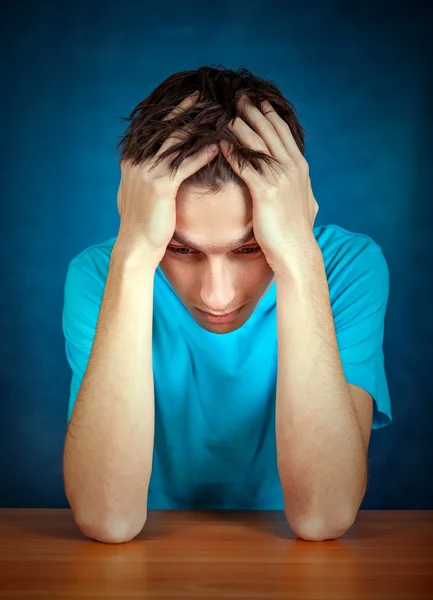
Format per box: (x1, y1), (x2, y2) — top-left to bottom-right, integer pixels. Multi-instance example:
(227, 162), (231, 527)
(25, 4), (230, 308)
(63, 235), (157, 542)
(274, 243), (367, 538)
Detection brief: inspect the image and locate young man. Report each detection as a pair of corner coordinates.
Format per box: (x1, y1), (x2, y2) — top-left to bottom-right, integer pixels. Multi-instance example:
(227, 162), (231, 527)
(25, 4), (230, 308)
(62, 66), (392, 544)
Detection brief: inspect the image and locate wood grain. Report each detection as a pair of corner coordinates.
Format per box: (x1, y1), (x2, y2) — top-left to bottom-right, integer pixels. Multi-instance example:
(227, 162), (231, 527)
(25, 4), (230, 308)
(0, 509), (432, 599)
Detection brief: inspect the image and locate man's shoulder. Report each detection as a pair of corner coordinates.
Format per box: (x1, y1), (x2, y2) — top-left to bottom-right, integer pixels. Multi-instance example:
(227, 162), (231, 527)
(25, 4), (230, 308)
(67, 235), (117, 281)
(313, 223), (385, 276)
(314, 222), (383, 253)
(314, 224), (389, 311)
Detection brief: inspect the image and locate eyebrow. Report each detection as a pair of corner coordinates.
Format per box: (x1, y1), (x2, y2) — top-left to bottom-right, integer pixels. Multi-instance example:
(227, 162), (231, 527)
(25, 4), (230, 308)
(171, 226), (255, 252)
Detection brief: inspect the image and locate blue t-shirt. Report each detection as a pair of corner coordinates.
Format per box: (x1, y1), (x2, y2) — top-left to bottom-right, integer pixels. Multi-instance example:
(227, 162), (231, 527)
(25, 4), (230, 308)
(62, 223), (392, 510)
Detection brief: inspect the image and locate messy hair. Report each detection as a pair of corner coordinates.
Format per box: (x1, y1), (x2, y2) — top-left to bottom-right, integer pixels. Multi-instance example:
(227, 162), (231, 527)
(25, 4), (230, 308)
(116, 65), (310, 195)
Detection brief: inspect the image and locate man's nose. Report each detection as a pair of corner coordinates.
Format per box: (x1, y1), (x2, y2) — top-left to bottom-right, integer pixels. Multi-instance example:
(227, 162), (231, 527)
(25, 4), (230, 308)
(199, 266), (237, 312)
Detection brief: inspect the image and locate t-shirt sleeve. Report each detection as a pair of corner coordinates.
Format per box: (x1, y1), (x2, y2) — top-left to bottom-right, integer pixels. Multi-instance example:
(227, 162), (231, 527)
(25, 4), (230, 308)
(62, 260), (104, 424)
(332, 242), (392, 430)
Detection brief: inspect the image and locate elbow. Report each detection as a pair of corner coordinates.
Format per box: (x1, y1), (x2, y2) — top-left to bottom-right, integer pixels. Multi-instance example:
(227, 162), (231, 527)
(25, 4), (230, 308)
(287, 510), (356, 542)
(75, 512), (147, 544)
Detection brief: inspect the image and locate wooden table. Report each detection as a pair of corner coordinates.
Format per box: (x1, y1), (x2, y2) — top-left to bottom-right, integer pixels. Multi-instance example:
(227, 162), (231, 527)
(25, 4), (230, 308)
(0, 509), (432, 599)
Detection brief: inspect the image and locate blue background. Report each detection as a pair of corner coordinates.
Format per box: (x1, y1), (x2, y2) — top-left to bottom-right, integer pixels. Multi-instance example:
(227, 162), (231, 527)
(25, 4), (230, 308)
(1, 0), (432, 508)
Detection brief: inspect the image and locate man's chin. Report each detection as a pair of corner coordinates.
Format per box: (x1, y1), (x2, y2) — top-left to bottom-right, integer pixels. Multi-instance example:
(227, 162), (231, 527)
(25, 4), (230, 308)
(198, 320), (242, 334)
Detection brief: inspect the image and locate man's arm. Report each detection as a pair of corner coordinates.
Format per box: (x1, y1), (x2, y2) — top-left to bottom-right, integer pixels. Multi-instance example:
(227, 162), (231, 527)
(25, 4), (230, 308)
(274, 242), (369, 542)
(63, 236), (156, 544)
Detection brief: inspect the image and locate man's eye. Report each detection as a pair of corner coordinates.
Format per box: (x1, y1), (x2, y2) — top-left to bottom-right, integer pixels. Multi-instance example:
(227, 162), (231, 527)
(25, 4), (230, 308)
(167, 246), (262, 256)
(167, 246), (195, 255)
(235, 246), (262, 255)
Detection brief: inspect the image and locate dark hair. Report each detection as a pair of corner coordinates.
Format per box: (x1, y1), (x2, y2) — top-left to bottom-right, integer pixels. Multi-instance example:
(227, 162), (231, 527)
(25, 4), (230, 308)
(116, 65), (310, 195)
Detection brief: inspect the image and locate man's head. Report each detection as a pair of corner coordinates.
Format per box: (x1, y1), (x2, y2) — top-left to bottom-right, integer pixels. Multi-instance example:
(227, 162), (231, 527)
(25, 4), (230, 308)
(117, 65), (308, 332)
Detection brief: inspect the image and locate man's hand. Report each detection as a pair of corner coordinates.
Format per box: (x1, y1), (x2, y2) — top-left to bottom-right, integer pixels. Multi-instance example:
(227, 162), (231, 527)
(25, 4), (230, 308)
(117, 92), (219, 267)
(219, 95), (319, 274)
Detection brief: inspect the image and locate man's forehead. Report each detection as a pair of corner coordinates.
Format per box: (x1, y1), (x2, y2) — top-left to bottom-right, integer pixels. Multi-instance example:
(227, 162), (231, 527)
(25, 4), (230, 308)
(174, 184), (254, 251)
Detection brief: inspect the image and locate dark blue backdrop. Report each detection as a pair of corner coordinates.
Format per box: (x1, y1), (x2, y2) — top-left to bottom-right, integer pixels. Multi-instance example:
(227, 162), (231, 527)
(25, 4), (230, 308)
(1, 0), (432, 508)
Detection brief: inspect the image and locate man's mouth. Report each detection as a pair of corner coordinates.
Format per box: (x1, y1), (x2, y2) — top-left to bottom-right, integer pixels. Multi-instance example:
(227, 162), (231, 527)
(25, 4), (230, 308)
(195, 305), (244, 323)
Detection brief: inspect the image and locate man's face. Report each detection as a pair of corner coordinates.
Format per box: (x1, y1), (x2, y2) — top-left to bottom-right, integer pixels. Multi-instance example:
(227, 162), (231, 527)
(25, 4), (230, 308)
(159, 183), (275, 333)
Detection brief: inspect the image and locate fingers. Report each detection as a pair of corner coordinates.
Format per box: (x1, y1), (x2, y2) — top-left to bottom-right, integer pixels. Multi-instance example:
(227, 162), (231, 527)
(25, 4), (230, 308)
(177, 144), (219, 182)
(157, 92), (199, 157)
(157, 91), (218, 182)
(162, 91), (199, 122)
(117, 93), (201, 186)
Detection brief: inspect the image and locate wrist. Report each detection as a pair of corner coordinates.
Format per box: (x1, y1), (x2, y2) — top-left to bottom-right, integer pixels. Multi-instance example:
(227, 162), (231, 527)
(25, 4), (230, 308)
(112, 231), (161, 273)
(272, 237), (323, 281)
